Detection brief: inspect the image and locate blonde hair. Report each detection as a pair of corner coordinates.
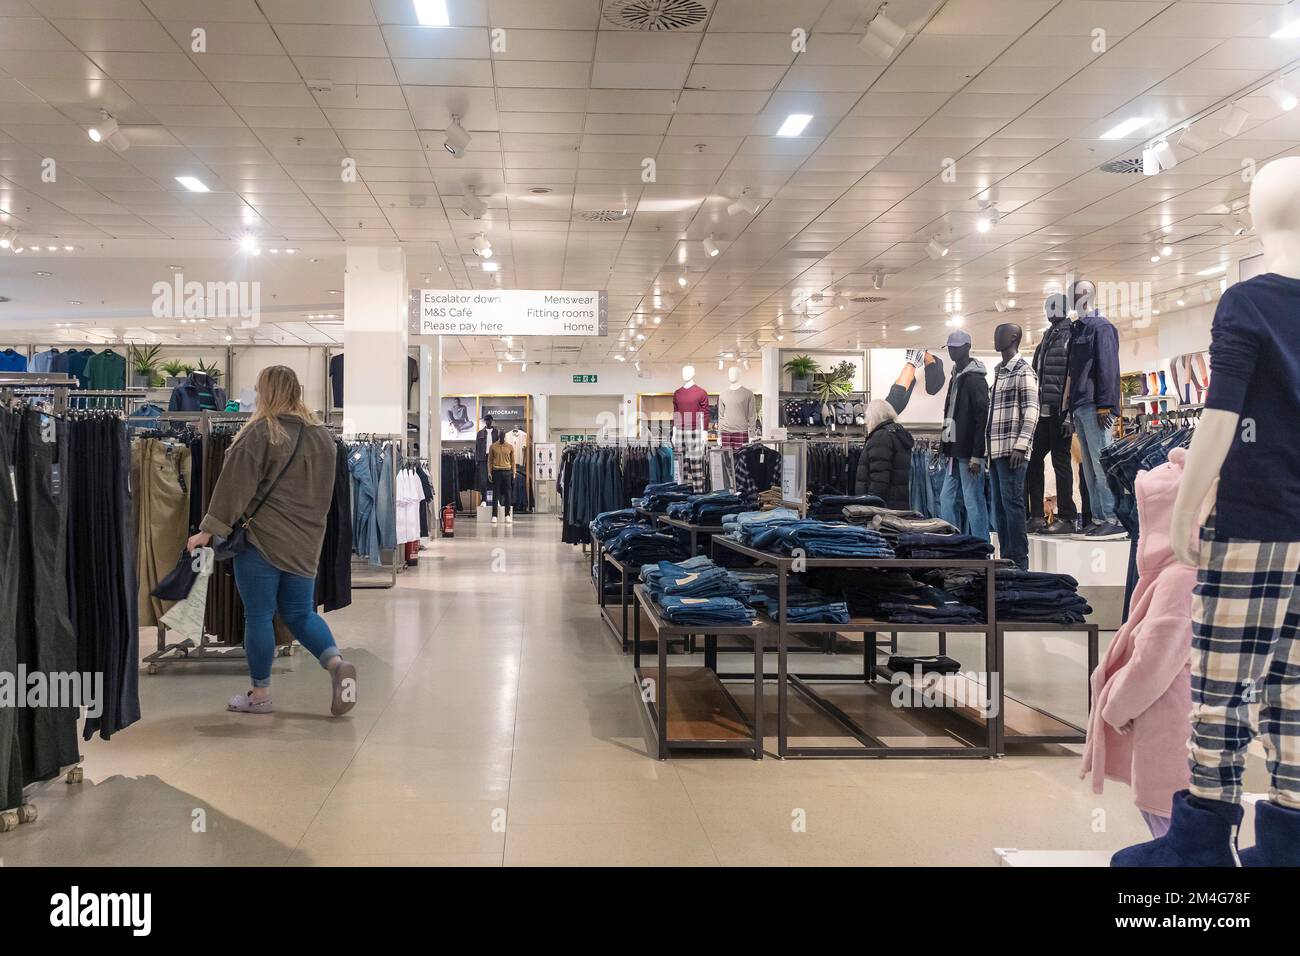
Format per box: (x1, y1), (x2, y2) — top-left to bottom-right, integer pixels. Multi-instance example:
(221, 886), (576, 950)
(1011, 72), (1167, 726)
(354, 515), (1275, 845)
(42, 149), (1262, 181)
(235, 365), (319, 444)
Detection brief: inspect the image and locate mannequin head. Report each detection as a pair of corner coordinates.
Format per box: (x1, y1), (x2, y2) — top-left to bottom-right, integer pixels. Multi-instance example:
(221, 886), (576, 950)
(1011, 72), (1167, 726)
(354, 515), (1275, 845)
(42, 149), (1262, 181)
(945, 329), (972, 366)
(1044, 293), (1069, 323)
(994, 322), (1023, 356)
(727, 366), (740, 385)
(1070, 278), (1096, 315)
(681, 364), (695, 384)
(483, 414), (493, 431)
(1250, 157), (1300, 278)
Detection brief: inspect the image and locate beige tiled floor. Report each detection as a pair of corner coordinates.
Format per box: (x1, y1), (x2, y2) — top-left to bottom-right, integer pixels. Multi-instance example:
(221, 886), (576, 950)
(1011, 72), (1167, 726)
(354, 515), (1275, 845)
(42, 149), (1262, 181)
(0, 515), (1197, 866)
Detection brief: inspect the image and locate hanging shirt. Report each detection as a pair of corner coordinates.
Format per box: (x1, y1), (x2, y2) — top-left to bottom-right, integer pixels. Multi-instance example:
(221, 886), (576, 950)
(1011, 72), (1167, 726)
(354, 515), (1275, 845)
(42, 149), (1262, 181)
(0, 348), (27, 372)
(86, 349), (126, 390)
(505, 428), (528, 463)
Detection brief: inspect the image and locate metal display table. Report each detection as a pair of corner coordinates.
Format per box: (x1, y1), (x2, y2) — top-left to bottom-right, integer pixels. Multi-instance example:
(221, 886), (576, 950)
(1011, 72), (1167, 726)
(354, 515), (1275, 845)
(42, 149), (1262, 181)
(712, 535), (1000, 759)
(992, 621), (1099, 752)
(631, 584), (767, 760)
(653, 514), (726, 558)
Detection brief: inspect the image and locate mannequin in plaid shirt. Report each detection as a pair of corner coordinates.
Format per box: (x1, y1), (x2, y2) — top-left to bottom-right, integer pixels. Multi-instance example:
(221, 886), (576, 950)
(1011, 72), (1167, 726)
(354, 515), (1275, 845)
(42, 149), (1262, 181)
(987, 323), (1040, 569)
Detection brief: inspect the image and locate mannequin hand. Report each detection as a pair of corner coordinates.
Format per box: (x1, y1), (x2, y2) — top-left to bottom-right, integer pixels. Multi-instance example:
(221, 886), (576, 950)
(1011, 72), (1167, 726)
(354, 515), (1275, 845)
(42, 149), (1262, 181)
(1060, 416), (1074, 439)
(1170, 508), (1200, 567)
(186, 531), (212, 553)
(967, 459), (982, 476)
(923, 350), (936, 365)
(1009, 449), (1026, 470)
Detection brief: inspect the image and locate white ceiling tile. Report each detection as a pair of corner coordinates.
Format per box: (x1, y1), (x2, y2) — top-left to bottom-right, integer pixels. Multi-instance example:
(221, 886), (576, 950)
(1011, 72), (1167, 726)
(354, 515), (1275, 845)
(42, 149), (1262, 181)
(694, 33), (798, 65)
(192, 54), (301, 83)
(392, 58), (494, 86)
(86, 51), (206, 80)
(290, 57), (400, 85)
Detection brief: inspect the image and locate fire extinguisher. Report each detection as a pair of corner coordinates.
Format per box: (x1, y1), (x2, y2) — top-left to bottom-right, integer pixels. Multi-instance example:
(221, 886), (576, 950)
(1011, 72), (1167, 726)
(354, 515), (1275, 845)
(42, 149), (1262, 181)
(441, 503), (455, 538)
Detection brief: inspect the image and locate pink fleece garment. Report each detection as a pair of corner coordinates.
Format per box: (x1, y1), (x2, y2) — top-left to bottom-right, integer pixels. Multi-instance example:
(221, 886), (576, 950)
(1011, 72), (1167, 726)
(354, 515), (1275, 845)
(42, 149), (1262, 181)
(1080, 447), (1194, 816)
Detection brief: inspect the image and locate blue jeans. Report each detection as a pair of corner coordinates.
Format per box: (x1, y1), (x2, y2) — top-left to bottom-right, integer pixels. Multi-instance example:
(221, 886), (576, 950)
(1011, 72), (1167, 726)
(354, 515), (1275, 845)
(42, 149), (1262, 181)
(939, 458), (989, 542)
(1072, 403), (1116, 522)
(989, 457), (1029, 570)
(233, 546), (340, 688)
(347, 446), (380, 565)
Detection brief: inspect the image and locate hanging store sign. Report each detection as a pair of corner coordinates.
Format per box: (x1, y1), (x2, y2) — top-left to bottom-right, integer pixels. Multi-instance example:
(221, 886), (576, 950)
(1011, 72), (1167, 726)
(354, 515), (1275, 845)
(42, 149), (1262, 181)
(408, 289), (607, 337)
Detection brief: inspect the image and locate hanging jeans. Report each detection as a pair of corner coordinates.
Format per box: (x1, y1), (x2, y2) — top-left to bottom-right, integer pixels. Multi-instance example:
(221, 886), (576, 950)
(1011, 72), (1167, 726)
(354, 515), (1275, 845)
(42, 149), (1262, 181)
(939, 457), (990, 542)
(375, 445), (397, 551)
(491, 468), (513, 518)
(989, 457), (1030, 570)
(348, 446), (380, 566)
(233, 546), (340, 689)
(1072, 403), (1116, 523)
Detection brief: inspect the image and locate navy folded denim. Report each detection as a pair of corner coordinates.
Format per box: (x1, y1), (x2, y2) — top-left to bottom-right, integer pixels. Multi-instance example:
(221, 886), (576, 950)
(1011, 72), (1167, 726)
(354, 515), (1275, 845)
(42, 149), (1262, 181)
(808, 494), (884, 519)
(658, 595), (756, 625)
(749, 520), (895, 558)
(644, 481), (693, 495)
(896, 531), (993, 559)
(786, 602), (850, 624)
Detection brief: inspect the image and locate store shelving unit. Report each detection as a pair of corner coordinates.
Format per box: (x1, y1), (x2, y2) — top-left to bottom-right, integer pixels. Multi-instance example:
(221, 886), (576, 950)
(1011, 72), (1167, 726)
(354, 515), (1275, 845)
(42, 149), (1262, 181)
(653, 513), (726, 558)
(712, 536), (999, 759)
(992, 621), (1099, 751)
(631, 584), (766, 760)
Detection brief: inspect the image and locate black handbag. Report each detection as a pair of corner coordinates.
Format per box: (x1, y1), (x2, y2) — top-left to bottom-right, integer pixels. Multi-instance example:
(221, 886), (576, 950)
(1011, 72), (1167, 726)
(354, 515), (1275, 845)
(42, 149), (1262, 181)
(212, 423), (305, 561)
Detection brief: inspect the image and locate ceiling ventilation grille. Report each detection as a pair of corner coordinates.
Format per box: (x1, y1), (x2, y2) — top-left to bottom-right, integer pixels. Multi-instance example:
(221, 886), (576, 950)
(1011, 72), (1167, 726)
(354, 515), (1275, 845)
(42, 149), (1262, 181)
(602, 0), (709, 31)
(850, 295), (888, 304)
(578, 209), (630, 222)
(1100, 158), (1145, 174)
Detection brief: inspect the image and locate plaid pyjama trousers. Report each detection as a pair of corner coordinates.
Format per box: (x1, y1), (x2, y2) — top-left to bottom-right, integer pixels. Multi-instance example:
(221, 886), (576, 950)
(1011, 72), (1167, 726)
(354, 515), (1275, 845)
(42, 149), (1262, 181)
(1191, 522), (1300, 809)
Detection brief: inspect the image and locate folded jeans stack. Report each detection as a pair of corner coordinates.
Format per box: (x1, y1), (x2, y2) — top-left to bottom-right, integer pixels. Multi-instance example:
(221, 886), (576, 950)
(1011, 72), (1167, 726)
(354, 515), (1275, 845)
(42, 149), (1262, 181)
(641, 559), (747, 601)
(841, 505), (958, 542)
(657, 595), (757, 626)
(641, 491), (694, 513)
(665, 491), (750, 524)
(895, 532), (993, 560)
(602, 526), (684, 565)
(808, 494), (884, 520)
(723, 508), (802, 547)
(748, 520), (895, 558)
(803, 567), (979, 624)
(590, 508), (647, 542)
(942, 568), (1092, 623)
(730, 570), (850, 623)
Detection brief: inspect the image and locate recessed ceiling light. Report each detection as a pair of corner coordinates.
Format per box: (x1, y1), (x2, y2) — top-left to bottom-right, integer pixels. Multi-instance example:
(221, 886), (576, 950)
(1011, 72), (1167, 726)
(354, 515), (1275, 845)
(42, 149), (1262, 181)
(903, 324), (921, 332)
(776, 113), (813, 137)
(1100, 117), (1151, 139)
(175, 175), (209, 192)
(62, 245), (74, 251)
(68, 300), (81, 305)
(528, 186), (552, 195)
(33, 270), (52, 277)
(326, 289), (341, 295)
(1176, 297), (1186, 307)
(1197, 264), (1228, 276)
(482, 261), (499, 272)
(239, 235), (258, 253)
(168, 264), (183, 270)
(414, 0), (450, 26)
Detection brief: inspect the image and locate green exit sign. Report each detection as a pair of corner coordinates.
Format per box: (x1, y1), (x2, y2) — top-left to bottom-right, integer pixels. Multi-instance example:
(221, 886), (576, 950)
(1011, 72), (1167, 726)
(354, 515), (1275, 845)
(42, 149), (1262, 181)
(572, 374), (598, 383)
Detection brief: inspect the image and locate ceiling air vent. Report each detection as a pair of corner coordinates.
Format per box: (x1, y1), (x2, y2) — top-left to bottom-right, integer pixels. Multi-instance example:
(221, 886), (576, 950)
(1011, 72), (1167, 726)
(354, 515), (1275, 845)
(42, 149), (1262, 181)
(578, 209), (630, 222)
(1100, 158), (1144, 175)
(850, 295), (888, 304)
(603, 0), (709, 31)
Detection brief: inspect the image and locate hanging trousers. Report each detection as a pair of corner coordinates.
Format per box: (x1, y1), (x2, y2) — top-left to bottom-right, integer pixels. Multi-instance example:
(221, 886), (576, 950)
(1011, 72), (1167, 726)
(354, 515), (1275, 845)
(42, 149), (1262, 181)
(0, 411), (22, 809)
(491, 468), (513, 518)
(133, 438), (191, 627)
(14, 411), (81, 784)
(1026, 414), (1076, 521)
(1190, 522), (1300, 809)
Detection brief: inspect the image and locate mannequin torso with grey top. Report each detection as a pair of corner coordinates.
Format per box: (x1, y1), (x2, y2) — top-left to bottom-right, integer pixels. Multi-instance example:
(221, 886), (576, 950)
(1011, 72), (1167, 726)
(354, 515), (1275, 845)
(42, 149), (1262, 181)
(719, 367), (754, 444)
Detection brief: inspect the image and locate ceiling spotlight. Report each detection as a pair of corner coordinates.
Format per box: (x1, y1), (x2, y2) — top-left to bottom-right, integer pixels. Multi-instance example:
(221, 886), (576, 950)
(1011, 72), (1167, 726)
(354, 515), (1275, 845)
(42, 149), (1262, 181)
(703, 235), (720, 257)
(1220, 102), (1251, 137)
(460, 186), (487, 219)
(1152, 140), (1178, 171)
(727, 191), (761, 217)
(1150, 252), (1162, 263)
(471, 233), (493, 258)
(0, 229), (15, 249)
(652, 316), (661, 324)
(776, 332), (784, 341)
(1176, 296), (1186, 307)
(1141, 146), (1161, 176)
(443, 113), (471, 157)
(859, 4), (907, 61)
(717, 359), (724, 371)
(1007, 298), (1016, 309)
(633, 360), (640, 371)
(87, 110), (118, 143)
(497, 362), (503, 373)
(903, 324), (921, 332)
(677, 274), (688, 288)
(926, 237), (948, 259)
(1267, 78), (1298, 112)
(975, 207), (998, 233)
(994, 298), (1008, 313)
(614, 354), (625, 362)
(1231, 213), (1250, 236)
(239, 234), (259, 253)
(1160, 243), (1173, 257)
(482, 261), (499, 272)
(872, 271), (886, 290)
(1177, 124), (1210, 154)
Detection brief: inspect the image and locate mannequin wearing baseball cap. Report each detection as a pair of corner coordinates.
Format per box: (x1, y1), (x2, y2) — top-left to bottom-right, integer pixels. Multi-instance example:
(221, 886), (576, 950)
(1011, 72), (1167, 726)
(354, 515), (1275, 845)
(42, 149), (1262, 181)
(938, 329), (990, 541)
(1068, 278), (1126, 539)
(987, 323), (1040, 570)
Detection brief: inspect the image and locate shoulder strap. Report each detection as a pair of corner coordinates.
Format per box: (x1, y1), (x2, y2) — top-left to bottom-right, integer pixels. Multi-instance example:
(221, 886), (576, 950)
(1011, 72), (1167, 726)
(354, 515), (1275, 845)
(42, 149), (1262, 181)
(245, 423), (305, 522)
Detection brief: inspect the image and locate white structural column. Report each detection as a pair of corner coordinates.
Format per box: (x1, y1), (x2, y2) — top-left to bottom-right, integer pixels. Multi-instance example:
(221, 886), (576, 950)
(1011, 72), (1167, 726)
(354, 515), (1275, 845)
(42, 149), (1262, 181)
(761, 345), (781, 439)
(342, 245), (408, 438)
(420, 340), (442, 506)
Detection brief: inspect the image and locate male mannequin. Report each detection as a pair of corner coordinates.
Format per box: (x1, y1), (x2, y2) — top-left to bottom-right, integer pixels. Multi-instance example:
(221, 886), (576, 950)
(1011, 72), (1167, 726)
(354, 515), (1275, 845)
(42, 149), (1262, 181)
(938, 330), (990, 541)
(474, 414), (494, 505)
(719, 366), (755, 448)
(1027, 294), (1076, 533)
(1067, 278), (1125, 539)
(673, 364), (708, 491)
(986, 323), (1040, 570)
(1118, 156), (1300, 867)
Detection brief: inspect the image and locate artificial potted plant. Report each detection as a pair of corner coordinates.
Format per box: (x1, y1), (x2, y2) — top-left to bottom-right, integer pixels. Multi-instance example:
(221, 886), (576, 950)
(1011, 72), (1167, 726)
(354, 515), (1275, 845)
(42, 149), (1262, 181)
(195, 358), (222, 384)
(128, 343), (161, 389)
(161, 359), (188, 387)
(783, 354), (820, 393)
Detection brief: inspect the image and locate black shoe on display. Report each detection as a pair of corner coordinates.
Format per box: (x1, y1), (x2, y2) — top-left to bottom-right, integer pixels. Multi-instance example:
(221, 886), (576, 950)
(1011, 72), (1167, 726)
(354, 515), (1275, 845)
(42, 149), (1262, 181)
(1026, 517), (1047, 533)
(1040, 518), (1075, 535)
(1085, 520), (1128, 540)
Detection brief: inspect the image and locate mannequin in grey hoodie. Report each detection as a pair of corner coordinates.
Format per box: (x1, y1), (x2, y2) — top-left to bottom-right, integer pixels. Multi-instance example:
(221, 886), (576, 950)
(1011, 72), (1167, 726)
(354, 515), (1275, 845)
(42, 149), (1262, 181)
(938, 330), (990, 541)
